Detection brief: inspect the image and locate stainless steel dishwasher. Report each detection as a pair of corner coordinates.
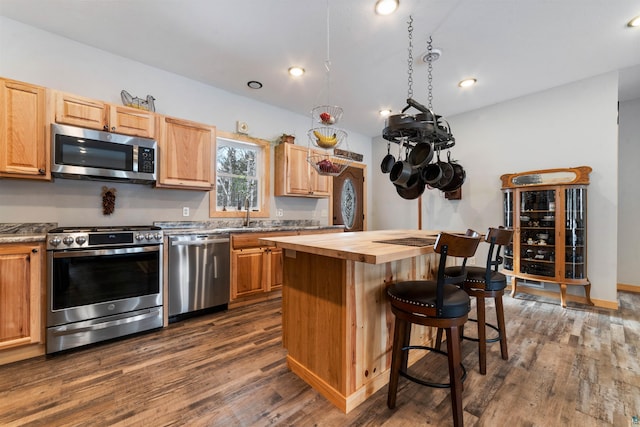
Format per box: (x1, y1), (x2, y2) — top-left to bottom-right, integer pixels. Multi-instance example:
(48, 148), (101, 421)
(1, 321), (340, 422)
(167, 234), (230, 321)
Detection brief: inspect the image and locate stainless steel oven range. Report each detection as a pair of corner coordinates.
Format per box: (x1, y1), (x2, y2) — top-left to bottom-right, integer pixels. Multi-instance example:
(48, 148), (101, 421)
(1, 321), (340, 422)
(46, 226), (163, 354)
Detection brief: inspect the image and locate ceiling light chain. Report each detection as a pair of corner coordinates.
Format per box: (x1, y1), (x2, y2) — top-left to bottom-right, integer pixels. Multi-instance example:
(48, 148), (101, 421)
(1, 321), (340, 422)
(406, 16), (414, 100)
(426, 36), (434, 110)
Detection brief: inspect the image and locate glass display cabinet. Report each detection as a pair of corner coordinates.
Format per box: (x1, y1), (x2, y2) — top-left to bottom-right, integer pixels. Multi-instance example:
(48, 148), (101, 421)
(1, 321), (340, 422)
(501, 166), (592, 308)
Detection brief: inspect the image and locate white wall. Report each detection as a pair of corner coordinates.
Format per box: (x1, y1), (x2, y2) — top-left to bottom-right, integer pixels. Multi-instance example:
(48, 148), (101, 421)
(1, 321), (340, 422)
(0, 17), (373, 226)
(372, 73), (620, 305)
(618, 98), (640, 287)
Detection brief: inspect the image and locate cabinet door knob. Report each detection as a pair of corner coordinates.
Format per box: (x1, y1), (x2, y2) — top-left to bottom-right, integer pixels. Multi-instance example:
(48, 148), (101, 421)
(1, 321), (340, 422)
(38, 168), (45, 174)
(31, 248), (38, 253)
(111, 126), (116, 132)
(103, 125), (109, 131)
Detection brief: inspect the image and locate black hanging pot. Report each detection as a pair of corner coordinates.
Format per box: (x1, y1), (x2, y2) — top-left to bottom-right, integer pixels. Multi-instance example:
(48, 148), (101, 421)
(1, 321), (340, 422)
(440, 161), (466, 192)
(431, 151), (454, 189)
(380, 142), (395, 174)
(421, 162), (442, 185)
(385, 114), (415, 130)
(408, 142), (434, 169)
(395, 177), (426, 200)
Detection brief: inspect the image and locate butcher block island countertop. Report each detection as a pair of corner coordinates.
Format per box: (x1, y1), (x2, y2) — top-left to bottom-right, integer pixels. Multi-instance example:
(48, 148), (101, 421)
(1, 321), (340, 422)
(261, 229), (442, 264)
(260, 229), (452, 413)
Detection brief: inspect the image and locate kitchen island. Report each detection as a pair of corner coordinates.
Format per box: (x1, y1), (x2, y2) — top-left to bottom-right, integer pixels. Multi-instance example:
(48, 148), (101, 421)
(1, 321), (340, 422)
(261, 229), (447, 413)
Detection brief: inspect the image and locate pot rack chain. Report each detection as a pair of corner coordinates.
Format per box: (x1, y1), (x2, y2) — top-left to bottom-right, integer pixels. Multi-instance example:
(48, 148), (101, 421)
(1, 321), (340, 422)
(426, 36), (434, 110)
(406, 16), (414, 100)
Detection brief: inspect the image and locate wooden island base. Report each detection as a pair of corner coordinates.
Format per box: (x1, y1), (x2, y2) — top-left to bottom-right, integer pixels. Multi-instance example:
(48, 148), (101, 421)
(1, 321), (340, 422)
(265, 230), (448, 413)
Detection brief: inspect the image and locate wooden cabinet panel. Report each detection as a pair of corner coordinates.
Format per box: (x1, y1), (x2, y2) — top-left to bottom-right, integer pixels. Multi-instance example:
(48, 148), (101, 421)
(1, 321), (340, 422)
(0, 79), (49, 180)
(109, 105), (155, 138)
(54, 91), (155, 137)
(156, 116), (214, 190)
(55, 92), (108, 130)
(0, 243), (42, 351)
(231, 248), (266, 299)
(267, 248), (283, 291)
(275, 144), (331, 197)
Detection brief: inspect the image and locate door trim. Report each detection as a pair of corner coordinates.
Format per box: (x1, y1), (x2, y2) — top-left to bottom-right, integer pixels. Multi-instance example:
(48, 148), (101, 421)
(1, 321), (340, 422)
(329, 163), (367, 231)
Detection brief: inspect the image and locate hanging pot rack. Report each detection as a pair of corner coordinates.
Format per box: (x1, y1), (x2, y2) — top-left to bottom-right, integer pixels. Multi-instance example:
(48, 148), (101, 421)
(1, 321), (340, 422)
(380, 16), (464, 199)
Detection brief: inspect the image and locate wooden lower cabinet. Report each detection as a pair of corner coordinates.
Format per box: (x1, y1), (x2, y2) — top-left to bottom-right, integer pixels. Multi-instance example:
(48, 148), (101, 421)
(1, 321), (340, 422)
(231, 247), (282, 299)
(230, 229), (339, 308)
(0, 243), (45, 365)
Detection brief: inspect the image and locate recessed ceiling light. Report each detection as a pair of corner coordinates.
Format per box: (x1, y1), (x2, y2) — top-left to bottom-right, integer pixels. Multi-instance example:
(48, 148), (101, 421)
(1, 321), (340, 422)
(288, 66), (305, 77)
(628, 15), (640, 27)
(379, 109), (392, 117)
(458, 78), (477, 88)
(375, 0), (399, 15)
(247, 80), (263, 89)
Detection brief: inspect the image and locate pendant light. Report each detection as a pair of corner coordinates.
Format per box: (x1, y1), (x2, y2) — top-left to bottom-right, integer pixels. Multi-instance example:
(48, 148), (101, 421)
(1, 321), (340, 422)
(306, 0), (352, 177)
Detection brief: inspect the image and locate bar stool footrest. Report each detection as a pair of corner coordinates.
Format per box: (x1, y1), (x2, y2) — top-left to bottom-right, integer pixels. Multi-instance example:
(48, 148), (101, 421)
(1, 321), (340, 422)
(462, 318), (502, 343)
(399, 345), (467, 389)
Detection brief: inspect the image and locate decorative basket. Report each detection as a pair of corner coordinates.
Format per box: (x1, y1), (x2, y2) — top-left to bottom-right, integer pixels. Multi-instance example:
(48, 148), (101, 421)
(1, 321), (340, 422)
(311, 105), (343, 125)
(308, 127), (347, 150)
(307, 153), (352, 177)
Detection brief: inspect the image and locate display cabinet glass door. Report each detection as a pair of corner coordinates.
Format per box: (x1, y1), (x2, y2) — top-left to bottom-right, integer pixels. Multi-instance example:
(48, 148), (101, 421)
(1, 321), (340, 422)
(518, 189), (556, 278)
(503, 190), (514, 271)
(565, 187), (587, 280)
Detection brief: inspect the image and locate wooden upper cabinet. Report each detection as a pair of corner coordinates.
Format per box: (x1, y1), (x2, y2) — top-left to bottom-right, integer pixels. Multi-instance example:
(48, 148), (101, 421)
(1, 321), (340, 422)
(156, 115), (215, 190)
(0, 243), (43, 352)
(274, 143), (331, 197)
(54, 91), (155, 138)
(0, 78), (50, 180)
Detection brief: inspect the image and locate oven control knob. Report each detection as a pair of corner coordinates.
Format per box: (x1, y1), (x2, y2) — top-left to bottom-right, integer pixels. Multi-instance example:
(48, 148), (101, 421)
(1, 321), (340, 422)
(63, 236), (75, 246)
(75, 236), (87, 245)
(145, 233), (153, 240)
(135, 233), (145, 241)
(154, 232), (162, 240)
(49, 237), (61, 247)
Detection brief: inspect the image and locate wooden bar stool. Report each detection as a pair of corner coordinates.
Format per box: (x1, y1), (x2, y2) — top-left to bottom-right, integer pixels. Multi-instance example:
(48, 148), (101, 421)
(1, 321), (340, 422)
(387, 232), (481, 427)
(439, 227), (514, 375)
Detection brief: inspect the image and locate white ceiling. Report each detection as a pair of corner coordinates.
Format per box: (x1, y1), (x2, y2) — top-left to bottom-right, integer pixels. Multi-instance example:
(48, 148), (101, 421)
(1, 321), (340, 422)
(1, 0), (639, 137)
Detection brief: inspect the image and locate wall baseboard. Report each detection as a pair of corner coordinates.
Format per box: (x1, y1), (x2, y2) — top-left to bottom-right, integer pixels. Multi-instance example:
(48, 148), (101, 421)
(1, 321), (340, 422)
(506, 285), (618, 310)
(617, 283), (640, 293)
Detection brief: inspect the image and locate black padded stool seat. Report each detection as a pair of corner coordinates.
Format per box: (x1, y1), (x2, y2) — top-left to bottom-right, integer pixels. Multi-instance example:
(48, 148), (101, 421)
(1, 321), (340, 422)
(388, 281), (470, 318)
(445, 266), (507, 291)
(439, 227), (514, 376)
(386, 232), (481, 427)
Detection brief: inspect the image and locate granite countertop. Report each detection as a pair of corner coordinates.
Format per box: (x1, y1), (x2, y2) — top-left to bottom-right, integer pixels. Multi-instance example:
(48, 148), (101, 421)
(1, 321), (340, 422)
(0, 223), (57, 244)
(154, 220), (344, 236)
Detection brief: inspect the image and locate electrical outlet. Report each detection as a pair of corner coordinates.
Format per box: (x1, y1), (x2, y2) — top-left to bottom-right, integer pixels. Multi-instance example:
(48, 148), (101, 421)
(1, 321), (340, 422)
(321, 209), (328, 218)
(182, 207), (189, 217)
(276, 209), (284, 217)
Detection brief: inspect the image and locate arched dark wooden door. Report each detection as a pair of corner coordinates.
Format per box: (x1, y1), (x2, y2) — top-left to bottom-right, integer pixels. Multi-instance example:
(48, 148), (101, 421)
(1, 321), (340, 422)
(332, 166), (364, 231)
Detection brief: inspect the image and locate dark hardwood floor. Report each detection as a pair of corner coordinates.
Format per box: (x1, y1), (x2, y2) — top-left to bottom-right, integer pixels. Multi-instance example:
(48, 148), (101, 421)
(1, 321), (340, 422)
(1, 291), (638, 426)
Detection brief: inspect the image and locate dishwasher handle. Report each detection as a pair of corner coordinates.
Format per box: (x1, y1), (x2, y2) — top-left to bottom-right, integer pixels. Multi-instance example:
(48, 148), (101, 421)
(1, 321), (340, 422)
(170, 237), (229, 246)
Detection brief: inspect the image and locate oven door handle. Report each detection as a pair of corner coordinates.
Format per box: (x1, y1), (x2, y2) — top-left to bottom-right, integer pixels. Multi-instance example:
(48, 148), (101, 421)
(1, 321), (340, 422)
(170, 238), (229, 246)
(49, 308), (161, 336)
(52, 245), (160, 258)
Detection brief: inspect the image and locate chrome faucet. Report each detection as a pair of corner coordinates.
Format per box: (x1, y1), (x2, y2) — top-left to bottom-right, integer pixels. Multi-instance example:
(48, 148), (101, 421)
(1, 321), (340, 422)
(243, 196), (251, 227)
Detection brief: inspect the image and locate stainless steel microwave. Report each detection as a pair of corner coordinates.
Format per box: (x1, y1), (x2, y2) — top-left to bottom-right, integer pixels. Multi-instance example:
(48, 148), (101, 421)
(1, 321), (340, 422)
(51, 123), (157, 184)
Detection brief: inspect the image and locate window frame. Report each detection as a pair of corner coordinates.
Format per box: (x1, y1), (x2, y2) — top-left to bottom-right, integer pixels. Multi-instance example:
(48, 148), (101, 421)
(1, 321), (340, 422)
(210, 130), (270, 218)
